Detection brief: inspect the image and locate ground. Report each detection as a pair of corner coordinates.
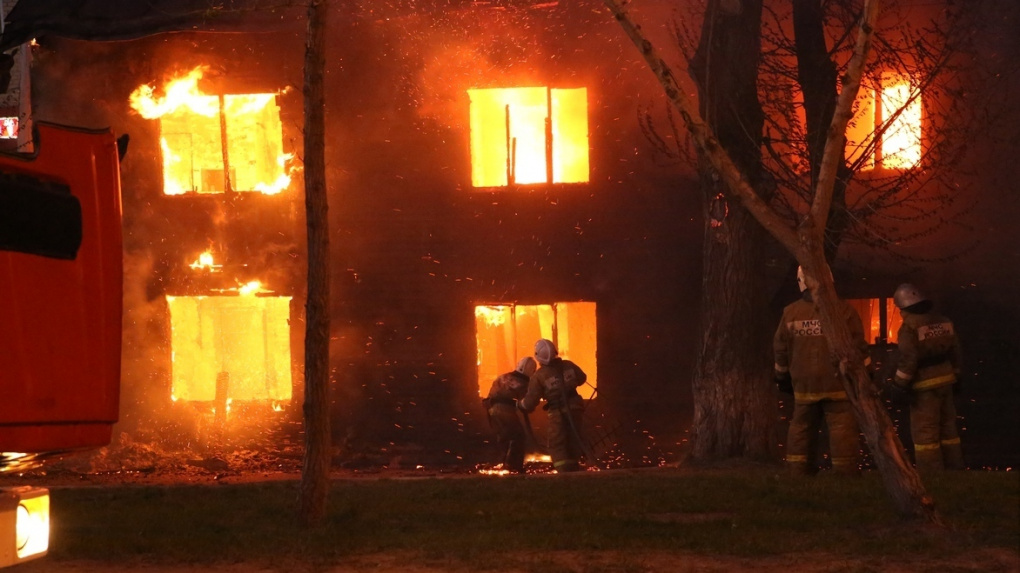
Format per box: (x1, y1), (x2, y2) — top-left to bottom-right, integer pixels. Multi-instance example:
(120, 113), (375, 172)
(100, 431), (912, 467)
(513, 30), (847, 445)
(3, 442), (1018, 573)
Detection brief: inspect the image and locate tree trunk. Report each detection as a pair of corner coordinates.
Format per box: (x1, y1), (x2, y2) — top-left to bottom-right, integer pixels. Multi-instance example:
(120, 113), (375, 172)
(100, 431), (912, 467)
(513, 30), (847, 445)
(299, 0), (331, 528)
(688, 0), (775, 461)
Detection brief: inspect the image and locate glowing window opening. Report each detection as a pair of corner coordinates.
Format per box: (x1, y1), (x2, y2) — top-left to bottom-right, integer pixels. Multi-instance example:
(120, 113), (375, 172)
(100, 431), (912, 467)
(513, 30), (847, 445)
(468, 87), (589, 187)
(130, 68), (291, 195)
(847, 297), (902, 345)
(846, 73), (922, 171)
(474, 301), (597, 399)
(167, 294), (293, 403)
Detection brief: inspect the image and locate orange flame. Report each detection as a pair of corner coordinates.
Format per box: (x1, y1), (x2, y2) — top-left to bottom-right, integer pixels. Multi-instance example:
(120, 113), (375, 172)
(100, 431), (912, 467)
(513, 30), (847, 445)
(189, 250), (222, 271)
(129, 66), (294, 195)
(129, 67), (216, 119)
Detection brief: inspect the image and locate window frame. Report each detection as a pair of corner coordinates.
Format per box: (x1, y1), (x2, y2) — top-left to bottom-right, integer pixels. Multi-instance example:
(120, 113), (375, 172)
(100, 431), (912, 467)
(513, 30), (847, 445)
(467, 86), (590, 188)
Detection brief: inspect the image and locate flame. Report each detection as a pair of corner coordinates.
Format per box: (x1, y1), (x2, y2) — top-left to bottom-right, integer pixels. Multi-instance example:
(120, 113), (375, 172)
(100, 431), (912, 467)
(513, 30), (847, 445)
(129, 67), (217, 119)
(159, 138), (187, 195)
(468, 87), (589, 187)
(879, 74), (922, 169)
(189, 250), (222, 271)
(238, 281), (262, 296)
(474, 305), (509, 327)
(253, 153), (296, 195)
(130, 66), (293, 195)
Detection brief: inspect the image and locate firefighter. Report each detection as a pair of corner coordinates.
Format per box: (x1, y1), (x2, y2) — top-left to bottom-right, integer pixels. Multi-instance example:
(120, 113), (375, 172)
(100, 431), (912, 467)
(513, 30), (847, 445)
(518, 339), (588, 473)
(482, 356), (537, 473)
(890, 283), (965, 472)
(774, 266), (869, 476)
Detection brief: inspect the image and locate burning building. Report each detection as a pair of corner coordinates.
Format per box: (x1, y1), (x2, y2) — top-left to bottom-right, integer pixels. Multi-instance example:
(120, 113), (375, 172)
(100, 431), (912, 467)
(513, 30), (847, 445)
(9, 0), (1020, 470)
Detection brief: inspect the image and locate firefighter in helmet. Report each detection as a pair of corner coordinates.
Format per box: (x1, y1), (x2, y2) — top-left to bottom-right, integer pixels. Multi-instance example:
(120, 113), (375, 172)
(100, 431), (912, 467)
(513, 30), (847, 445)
(483, 356), (537, 473)
(773, 266), (870, 476)
(890, 283), (964, 471)
(518, 339), (588, 472)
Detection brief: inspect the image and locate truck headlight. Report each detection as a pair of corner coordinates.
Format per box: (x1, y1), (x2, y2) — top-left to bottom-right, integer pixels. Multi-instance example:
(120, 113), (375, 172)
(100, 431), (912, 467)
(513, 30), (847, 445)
(1, 487), (49, 566)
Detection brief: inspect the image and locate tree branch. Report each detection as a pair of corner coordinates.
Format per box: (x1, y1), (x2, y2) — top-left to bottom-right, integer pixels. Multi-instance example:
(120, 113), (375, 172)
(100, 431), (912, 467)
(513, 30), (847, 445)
(807, 0), (882, 230)
(601, 0), (799, 254)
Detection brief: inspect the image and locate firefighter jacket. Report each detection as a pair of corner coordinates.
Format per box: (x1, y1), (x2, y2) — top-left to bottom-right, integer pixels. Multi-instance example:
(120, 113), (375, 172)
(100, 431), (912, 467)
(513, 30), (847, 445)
(894, 310), (962, 391)
(773, 294), (869, 404)
(486, 371), (529, 406)
(519, 358), (587, 414)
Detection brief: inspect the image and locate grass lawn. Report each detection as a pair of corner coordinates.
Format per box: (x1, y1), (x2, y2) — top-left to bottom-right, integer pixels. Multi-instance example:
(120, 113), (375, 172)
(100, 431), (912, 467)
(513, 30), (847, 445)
(27, 467), (1020, 571)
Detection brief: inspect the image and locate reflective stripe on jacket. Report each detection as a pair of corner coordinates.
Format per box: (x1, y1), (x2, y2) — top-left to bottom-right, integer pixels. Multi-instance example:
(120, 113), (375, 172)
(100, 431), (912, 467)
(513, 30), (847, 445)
(894, 311), (962, 391)
(773, 295), (869, 404)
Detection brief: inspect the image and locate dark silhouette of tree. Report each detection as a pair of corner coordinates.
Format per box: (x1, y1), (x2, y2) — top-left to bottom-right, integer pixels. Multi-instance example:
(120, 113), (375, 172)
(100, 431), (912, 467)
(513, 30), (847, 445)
(686, 0), (777, 463)
(299, 0), (331, 528)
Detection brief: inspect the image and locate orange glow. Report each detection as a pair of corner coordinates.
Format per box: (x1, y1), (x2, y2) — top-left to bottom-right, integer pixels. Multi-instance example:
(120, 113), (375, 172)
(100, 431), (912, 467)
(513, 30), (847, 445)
(189, 250), (222, 272)
(237, 281), (263, 296)
(474, 302), (597, 399)
(166, 294), (292, 403)
(468, 87), (589, 187)
(878, 75), (922, 169)
(129, 66), (294, 195)
(848, 298), (903, 344)
(846, 73), (921, 170)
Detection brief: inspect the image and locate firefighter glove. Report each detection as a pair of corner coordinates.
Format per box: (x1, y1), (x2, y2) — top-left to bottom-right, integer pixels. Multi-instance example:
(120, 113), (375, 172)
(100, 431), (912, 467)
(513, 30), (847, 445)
(775, 371), (793, 395)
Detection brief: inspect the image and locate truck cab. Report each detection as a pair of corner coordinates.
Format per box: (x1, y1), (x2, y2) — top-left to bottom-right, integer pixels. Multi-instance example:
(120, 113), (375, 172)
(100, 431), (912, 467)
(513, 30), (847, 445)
(0, 121), (123, 567)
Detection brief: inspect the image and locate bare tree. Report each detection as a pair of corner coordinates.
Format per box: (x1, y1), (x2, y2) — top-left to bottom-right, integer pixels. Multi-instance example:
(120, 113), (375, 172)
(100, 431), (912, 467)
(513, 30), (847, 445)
(604, 0), (941, 523)
(686, 0), (776, 462)
(299, 0), (331, 528)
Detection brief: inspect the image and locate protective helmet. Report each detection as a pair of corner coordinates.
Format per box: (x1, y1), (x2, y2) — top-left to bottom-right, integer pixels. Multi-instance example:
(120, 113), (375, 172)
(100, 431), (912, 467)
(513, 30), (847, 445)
(796, 265), (833, 292)
(893, 283), (927, 310)
(515, 356), (537, 377)
(534, 339), (558, 366)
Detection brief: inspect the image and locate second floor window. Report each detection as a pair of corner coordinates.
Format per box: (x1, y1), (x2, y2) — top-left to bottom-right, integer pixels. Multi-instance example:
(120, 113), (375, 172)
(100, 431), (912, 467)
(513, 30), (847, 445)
(846, 73), (922, 171)
(468, 87), (589, 188)
(131, 67), (292, 196)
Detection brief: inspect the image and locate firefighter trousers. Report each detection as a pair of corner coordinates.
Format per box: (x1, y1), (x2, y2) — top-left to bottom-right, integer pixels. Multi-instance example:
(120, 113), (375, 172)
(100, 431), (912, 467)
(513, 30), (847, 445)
(488, 403), (526, 472)
(546, 407), (583, 472)
(910, 384), (964, 471)
(786, 399), (860, 476)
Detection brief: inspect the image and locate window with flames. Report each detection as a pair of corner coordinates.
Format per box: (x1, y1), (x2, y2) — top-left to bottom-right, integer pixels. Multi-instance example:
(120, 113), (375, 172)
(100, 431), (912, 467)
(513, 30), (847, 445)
(130, 67), (293, 195)
(167, 252), (293, 407)
(167, 293), (293, 404)
(474, 302), (597, 399)
(468, 87), (589, 188)
(848, 298), (903, 345)
(846, 73), (923, 171)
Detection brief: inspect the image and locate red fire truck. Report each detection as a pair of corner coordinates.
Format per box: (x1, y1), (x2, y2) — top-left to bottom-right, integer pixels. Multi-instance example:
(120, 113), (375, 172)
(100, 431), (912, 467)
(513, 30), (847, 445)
(0, 121), (123, 567)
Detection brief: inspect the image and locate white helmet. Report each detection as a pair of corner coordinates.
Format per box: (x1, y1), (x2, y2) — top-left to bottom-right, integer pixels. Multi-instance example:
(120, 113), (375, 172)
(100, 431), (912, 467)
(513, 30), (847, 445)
(796, 265), (833, 292)
(893, 283), (927, 309)
(534, 339), (558, 366)
(515, 356), (537, 377)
